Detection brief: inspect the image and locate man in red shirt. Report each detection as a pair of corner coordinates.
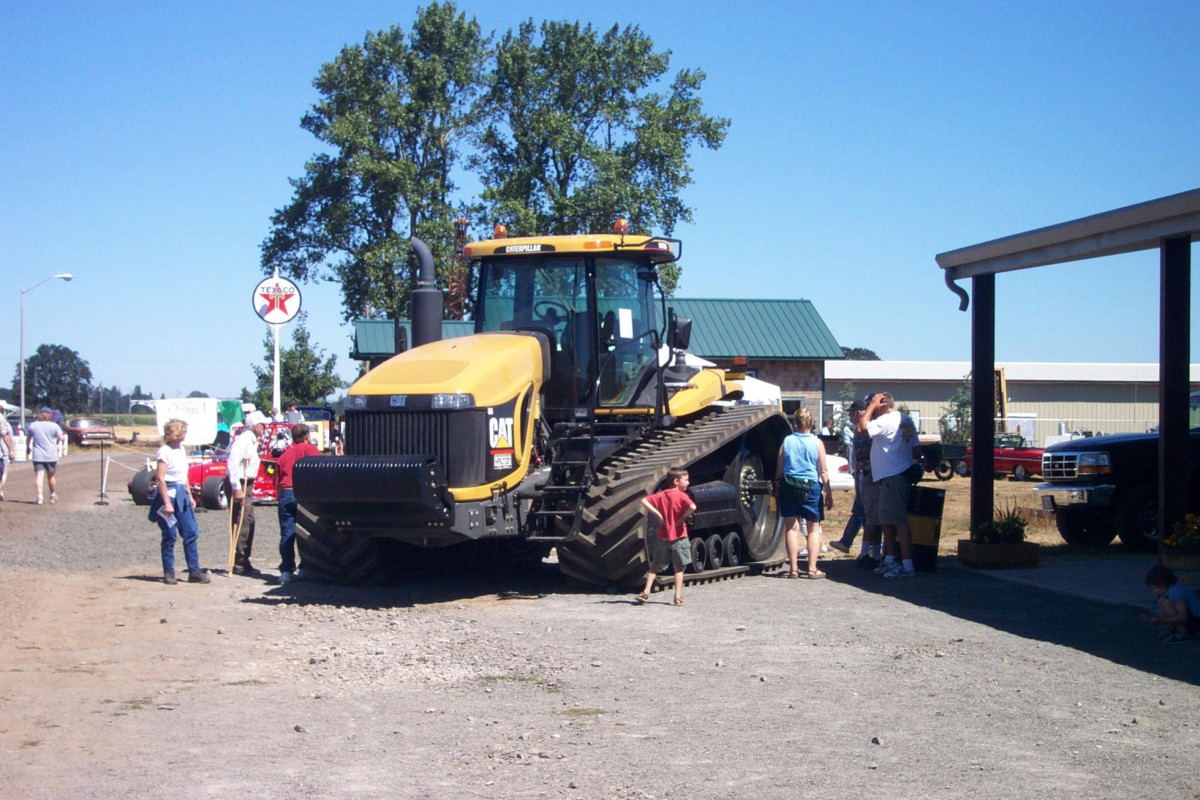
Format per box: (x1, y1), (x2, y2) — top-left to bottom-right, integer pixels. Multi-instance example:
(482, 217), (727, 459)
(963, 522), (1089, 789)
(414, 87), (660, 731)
(635, 467), (697, 606)
(275, 423), (322, 583)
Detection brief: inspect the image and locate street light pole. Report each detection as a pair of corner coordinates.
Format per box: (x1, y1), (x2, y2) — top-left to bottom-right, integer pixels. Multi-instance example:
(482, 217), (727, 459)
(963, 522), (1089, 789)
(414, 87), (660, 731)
(19, 273), (73, 433)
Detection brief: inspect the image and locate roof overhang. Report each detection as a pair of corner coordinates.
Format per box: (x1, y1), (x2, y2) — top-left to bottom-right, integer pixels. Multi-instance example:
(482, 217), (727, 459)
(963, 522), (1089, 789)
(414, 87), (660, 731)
(937, 187), (1200, 280)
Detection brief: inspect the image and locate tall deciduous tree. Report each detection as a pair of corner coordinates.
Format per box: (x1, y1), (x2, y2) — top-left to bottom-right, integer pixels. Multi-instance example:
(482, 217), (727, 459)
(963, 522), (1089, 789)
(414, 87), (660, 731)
(261, 2), (488, 323)
(250, 315), (345, 411)
(11, 344), (93, 413)
(474, 20), (726, 294)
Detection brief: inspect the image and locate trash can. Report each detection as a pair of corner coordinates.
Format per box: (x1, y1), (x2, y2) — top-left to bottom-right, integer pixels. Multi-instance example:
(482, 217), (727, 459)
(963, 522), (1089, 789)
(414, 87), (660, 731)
(908, 485), (945, 572)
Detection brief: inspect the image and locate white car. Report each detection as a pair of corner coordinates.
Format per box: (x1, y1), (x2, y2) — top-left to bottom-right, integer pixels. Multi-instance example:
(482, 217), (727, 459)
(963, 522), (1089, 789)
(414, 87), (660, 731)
(827, 454), (854, 492)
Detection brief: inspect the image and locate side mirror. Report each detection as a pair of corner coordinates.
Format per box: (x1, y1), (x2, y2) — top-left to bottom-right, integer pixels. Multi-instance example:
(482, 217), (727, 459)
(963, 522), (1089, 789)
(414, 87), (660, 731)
(667, 311), (692, 351)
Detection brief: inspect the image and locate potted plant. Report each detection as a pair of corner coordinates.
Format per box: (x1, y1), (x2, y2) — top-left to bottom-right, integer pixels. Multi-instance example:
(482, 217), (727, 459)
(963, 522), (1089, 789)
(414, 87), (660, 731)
(957, 502), (1040, 569)
(1162, 513), (1200, 571)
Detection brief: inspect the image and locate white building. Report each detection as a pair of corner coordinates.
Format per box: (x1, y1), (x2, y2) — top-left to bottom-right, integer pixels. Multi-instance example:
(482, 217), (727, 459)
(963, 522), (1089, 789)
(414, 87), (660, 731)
(825, 361), (1200, 447)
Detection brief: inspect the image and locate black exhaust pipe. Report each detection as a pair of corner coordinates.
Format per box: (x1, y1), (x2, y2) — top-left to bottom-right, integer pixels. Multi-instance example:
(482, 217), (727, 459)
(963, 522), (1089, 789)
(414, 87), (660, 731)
(410, 236), (442, 348)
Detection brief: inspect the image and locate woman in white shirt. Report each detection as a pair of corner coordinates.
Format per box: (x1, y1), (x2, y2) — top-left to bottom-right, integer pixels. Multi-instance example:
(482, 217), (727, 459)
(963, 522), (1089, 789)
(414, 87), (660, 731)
(150, 419), (209, 585)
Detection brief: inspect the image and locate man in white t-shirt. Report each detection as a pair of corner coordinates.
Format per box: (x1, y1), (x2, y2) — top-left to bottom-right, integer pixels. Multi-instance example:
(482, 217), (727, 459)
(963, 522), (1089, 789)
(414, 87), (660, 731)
(859, 392), (921, 579)
(227, 411), (268, 576)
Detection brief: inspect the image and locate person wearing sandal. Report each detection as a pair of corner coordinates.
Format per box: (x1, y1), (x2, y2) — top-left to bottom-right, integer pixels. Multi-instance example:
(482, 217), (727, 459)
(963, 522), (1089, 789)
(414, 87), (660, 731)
(635, 467), (697, 606)
(776, 408), (833, 579)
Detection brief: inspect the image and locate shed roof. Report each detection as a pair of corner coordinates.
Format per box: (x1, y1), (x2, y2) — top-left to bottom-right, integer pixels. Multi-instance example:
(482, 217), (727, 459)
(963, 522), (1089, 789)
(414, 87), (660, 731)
(666, 298), (843, 360)
(352, 298), (842, 361)
(353, 320), (474, 359)
(937, 187), (1200, 280)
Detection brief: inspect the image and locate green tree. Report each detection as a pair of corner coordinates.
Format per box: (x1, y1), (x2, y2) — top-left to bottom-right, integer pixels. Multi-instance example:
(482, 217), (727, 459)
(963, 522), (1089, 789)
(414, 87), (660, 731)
(842, 346), (880, 360)
(250, 315), (345, 410)
(939, 374), (972, 445)
(474, 19), (726, 296)
(261, 2), (489, 323)
(187, 390), (210, 398)
(11, 344), (93, 413)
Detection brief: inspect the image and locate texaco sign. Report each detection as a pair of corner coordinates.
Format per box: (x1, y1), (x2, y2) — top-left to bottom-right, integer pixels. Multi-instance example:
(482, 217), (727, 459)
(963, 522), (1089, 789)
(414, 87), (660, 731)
(253, 276), (302, 324)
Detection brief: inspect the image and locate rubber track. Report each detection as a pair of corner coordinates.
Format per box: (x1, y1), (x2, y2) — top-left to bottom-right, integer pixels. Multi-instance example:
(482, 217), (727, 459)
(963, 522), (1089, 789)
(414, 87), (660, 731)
(556, 405), (786, 588)
(295, 508), (387, 585)
(651, 557), (787, 590)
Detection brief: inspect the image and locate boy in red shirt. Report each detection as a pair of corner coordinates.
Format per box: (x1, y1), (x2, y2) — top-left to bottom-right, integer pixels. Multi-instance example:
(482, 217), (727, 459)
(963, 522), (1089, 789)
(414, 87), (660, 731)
(635, 467), (697, 606)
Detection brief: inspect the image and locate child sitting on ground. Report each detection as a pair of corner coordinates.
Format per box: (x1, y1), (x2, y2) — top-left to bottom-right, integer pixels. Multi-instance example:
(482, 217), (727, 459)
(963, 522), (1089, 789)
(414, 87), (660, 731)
(1142, 565), (1200, 643)
(634, 467), (697, 606)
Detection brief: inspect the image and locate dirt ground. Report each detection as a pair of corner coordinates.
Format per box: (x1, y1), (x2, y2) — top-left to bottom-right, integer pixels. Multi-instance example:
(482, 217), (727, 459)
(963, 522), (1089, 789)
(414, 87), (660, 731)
(0, 451), (1196, 799)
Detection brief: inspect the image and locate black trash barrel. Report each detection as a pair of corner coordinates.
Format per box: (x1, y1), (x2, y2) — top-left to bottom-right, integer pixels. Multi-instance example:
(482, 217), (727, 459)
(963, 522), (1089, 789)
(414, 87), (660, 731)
(908, 485), (945, 572)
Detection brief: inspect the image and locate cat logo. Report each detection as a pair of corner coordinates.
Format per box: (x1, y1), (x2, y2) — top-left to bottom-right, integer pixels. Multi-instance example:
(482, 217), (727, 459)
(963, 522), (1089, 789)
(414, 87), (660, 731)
(489, 416), (514, 450)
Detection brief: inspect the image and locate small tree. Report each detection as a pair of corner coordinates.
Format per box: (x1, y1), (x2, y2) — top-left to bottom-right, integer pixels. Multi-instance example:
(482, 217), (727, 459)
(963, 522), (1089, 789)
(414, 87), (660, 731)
(11, 344), (93, 413)
(939, 374), (972, 445)
(842, 346), (880, 360)
(828, 381), (859, 446)
(250, 314), (345, 411)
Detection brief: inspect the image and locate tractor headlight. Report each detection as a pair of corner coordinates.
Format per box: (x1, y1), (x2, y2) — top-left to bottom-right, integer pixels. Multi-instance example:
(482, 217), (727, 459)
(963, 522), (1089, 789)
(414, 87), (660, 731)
(431, 393), (475, 409)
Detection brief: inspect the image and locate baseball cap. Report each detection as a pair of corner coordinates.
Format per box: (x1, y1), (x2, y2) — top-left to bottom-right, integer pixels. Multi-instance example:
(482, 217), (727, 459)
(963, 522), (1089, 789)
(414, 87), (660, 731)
(244, 410), (270, 427)
(849, 399), (867, 412)
(861, 393), (874, 404)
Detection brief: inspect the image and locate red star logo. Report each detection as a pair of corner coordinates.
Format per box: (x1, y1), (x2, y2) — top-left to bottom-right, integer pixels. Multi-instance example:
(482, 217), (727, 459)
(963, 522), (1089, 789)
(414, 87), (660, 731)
(259, 283), (294, 315)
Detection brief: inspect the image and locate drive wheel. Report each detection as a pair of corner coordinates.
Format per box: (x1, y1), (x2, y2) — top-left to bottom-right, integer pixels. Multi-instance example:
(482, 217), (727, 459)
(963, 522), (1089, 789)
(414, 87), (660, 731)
(1116, 486), (1159, 552)
(200, 476), (229, 510)
(1055, 506), (1116, 547)
(705, 533), (725, 569)
(722, 532), (743, 567)
(129, 469), (153, 506)
(933, 460), (954, 481)
(688, 537), (709, 573)
(730, 451), (784, 561)
(295, 505), (387, 584)
(1012, 464), (1030, 482)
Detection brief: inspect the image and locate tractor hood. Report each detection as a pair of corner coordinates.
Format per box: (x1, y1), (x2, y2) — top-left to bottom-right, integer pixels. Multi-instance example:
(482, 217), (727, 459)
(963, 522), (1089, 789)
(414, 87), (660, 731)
(349, 332), (548, 408)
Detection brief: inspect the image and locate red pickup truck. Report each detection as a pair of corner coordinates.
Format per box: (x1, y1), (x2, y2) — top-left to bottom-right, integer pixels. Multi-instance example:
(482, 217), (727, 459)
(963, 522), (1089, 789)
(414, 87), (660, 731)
(957, 434), (1044, 481)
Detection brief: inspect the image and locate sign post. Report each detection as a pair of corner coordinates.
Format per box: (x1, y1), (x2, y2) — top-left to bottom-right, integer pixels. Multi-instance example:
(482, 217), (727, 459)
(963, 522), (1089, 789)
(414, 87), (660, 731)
(252, 274), (302, 415)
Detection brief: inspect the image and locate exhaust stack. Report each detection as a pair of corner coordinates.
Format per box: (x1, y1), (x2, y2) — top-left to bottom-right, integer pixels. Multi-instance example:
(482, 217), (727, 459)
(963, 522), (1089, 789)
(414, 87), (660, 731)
(410, 236), (442, 348)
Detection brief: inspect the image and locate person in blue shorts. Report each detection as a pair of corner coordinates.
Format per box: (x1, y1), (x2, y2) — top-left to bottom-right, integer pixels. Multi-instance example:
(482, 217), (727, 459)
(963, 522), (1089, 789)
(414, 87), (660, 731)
(775, 408), (833, 579)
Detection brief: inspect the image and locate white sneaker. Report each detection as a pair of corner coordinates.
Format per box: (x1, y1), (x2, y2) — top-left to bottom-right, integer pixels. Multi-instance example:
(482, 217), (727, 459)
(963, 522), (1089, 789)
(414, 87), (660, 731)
(49, 493), (57, 504)
(883, 564), (915, 580)
(36, 495), (44, 505)
(278, 571), (294, 584)
(872, 560), (894, 576)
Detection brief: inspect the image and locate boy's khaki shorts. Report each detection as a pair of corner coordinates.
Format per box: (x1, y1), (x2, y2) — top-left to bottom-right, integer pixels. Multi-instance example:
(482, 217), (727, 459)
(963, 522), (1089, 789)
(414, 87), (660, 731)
(650, 537), (692, 568)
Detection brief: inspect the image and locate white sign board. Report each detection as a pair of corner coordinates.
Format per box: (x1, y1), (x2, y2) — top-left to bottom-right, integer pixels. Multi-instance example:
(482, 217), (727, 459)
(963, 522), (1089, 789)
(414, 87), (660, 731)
(155, 397), (219, 447)
(253, 276), (302, 325)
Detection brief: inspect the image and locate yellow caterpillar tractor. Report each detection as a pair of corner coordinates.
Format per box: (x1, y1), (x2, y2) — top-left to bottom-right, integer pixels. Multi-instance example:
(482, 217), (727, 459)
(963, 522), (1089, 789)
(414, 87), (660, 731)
(292, 224), (792, 587)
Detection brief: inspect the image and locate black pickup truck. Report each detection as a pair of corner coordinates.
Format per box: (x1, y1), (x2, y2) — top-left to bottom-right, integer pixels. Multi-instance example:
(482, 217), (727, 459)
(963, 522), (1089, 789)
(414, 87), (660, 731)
(1034, 395), (1200, 550)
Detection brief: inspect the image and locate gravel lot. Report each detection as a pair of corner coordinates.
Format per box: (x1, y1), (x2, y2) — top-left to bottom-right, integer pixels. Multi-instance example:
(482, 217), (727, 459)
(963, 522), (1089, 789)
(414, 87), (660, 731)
(0, 451), (1197, 799)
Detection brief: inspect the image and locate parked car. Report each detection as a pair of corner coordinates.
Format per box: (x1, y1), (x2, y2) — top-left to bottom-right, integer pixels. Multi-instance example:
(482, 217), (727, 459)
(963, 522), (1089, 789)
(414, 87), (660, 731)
(827, 454), (854, 492)
(1034, 391), (1200, 551)
(957, 433), (1044, 481)
(66, 417), (116, 447)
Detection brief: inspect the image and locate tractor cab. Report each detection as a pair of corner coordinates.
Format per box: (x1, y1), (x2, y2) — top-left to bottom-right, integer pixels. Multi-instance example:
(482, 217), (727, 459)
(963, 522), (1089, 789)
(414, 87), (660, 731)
(467, 230), (680, 421)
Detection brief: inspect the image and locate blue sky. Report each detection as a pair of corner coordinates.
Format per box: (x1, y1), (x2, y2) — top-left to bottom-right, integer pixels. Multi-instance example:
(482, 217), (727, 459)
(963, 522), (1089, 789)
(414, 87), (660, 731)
(3, 1), (1198, 402)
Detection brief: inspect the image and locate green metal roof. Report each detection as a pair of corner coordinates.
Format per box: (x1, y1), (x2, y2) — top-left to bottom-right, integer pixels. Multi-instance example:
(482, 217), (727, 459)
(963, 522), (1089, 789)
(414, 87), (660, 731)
(352, 299), (841, 361)
(352, 320), (475, 359)
(666, 298), (843, 360)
